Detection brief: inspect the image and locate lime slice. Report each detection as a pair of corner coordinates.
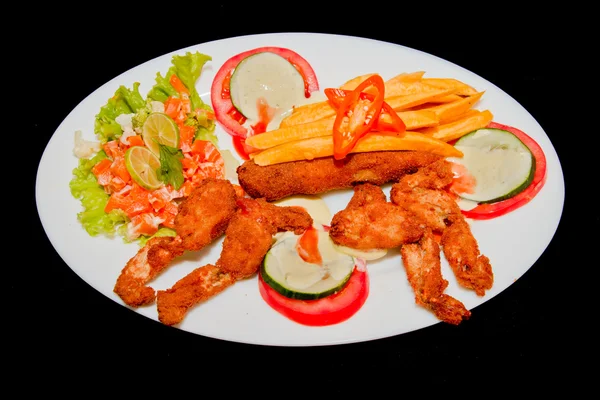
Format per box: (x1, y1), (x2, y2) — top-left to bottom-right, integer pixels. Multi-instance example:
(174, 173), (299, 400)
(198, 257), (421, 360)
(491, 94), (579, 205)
(142, 112), (180, 155)
(125, 146), (163, 190)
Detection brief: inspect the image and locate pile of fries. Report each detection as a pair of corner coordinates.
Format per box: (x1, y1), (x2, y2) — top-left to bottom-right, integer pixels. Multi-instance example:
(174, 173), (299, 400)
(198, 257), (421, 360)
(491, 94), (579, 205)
(245, 71), (493, 166)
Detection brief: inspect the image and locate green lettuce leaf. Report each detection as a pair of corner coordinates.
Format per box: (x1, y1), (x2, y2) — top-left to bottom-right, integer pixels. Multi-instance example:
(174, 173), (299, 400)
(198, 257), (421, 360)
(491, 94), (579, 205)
(156, 143), (184, 189)
(94, 82), (146, 143)
(69, 151), (127, 236)
(147, 51), (212, 111)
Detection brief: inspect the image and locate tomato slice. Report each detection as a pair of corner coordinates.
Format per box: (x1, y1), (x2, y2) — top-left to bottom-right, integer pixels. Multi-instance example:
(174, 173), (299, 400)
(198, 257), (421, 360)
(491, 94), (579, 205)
(211, 46), (320, 139)
(460, 121), (548, 220)
(331, 74), (385, 160)
(258, 258), (369, 326)
(324, 87), (406, 134)
(296, 225), (322, 265)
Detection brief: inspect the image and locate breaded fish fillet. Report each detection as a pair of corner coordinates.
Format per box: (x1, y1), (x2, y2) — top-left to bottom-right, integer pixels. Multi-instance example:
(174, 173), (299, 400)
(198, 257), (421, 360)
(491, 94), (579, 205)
(237, 150), (443, 201)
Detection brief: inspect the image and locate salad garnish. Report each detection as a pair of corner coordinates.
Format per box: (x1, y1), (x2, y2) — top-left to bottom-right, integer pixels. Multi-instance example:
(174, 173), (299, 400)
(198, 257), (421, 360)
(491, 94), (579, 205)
(70, 51), (226, 244)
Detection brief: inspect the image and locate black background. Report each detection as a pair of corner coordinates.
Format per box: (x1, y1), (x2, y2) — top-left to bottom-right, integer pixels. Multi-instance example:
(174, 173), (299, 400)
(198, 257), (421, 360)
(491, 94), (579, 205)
(22, 3), (586, 391)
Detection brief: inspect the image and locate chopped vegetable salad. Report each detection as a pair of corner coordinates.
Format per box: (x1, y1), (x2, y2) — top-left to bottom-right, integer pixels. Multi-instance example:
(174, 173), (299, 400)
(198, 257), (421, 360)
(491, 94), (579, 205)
(70, 51), (225, 244)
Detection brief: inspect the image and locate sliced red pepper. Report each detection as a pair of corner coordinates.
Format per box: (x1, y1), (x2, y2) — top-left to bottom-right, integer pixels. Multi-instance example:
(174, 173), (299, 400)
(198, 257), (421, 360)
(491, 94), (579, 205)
(324, 87), (406, 134)
(331, 74), (385, 160)
(460, 121), (548, 220)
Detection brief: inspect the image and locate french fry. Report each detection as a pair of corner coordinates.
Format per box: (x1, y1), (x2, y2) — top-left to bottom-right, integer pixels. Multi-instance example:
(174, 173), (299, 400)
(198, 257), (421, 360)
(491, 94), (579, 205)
(385, 88), (457, 111)
(418, 109), (494, 142)
(339, 73), (376, 90)
(250, 108), (440, 150)
(340, 71), (424, 92)
(250, 132), (463, 166)
(246, 117), (334, 149)
(438, 109), (480, 125)
(396, 110), (439, 129)
(425, 94), (463, 103)
(279, 101), (335, 127)
(388, 70), (426, 82)
(426, 91), (485, 123)
(421, 78), (478, 96)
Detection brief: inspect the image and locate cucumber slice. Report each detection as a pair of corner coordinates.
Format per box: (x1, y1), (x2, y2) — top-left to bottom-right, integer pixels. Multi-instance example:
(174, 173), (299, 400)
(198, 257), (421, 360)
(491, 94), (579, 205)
(230, 52), (306, 122)
(450, 128), (535, 204)
(261, 230), (355, 300)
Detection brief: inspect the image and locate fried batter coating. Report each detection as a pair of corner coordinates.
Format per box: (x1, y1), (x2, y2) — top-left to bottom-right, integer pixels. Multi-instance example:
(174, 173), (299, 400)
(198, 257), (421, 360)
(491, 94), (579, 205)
(391, 158), (455, 192)
(156, 198), (313, 326)
(156, 265), (235, 326)
(175, 178), (239, 251)
(345, 182), (388, 209)
(329, 184), (425, 250)
(391, 160), (493, 296)
(400, 229), (471, 325)
(114, 236), (185, 307)
(114, 179), (239, 308)
(441, 215), (493, 296)
(237, 151), (443, 201)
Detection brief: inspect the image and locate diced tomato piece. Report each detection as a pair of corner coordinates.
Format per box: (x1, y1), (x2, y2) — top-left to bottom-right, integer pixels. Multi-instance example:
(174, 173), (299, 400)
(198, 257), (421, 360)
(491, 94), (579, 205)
(178, 124), (195, 152)
(109, 156), (131, 183)
(126, 135), (145, 147)
(92, 159), (113, 186)
(296, 226), (322, 265)
(127, 213), (162, 239)
(103, 140), (126, 159)
(156, 201), (178, 228)
(169, 74), (190, 95)
(105, 183), (153, 218)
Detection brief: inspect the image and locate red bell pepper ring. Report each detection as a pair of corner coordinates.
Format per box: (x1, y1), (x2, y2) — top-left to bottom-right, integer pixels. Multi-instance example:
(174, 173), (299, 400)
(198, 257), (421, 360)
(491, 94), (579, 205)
(324, 87), (406, 134)
(460, 121), (548, 220)
(331, 74), (386, 160)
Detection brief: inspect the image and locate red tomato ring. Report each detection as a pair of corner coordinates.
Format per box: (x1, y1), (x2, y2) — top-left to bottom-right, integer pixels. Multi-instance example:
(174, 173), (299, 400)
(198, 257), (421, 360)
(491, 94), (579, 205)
(258, 258), (369, 327)
(461, 121), (548, 220)
(210, 46), (320, 138)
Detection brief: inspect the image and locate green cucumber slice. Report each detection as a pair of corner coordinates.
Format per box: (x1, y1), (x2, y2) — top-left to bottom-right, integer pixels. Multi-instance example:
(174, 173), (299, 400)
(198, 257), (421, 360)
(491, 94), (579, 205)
(450, 127), (535, 204)
(261, 231), (355, 300)
(230, 52), (305, 121)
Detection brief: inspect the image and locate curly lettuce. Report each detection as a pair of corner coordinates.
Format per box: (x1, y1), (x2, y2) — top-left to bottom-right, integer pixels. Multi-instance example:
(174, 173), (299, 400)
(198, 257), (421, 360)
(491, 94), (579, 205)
(69, 151), (127, 237)
(94, 82), (146, 143)
(71, 50), (218, 243)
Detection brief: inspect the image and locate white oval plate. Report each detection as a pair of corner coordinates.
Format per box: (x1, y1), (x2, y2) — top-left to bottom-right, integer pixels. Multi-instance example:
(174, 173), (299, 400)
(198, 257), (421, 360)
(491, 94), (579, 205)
(36, 32), (564, 347)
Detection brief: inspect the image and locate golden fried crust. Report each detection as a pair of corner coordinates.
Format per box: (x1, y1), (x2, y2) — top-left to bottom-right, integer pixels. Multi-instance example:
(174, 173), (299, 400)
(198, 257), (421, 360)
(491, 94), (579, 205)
(156, 264), (235, 326)
(346, 183), (387, 209)
(392, 159), (455, 192)
(392, 187), (460, 233)
(175, 178), (238, 251)
(217, 198), (313, 278)
(237, 151), (443, 201)
(400, 230), (471, 325)
(114, 236), (185, 307)
(441, 215), (494, 296)
(329, 202), (425, 250)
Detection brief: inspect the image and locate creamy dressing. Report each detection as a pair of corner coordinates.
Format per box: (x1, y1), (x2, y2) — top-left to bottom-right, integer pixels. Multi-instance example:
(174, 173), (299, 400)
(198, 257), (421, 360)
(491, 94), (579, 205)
(268, 229), (355, 291)
(272, 195), (388, 265)
(273, 195), (332, 226)
(230, 52), (309, 132)
(331, 244), (388, 261)
(449, 143), (533, 202)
